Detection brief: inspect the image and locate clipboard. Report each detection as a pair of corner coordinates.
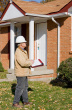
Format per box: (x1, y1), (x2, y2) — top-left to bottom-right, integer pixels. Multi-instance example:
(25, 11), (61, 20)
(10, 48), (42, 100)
(31, 59), (44, 68)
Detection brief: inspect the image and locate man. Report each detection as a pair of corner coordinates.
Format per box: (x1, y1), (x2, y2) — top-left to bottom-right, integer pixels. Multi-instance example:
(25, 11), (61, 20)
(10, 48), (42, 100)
(13, 36), (34, 108)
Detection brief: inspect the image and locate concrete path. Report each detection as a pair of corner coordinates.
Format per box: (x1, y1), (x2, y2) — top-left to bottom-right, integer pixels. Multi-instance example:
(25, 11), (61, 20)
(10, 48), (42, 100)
(0, 78), (14, 82)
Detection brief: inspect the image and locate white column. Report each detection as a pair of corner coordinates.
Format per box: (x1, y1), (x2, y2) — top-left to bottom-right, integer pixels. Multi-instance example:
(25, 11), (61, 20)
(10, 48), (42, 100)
(29, 17), (34, 60)
(10, 22), (15, 69)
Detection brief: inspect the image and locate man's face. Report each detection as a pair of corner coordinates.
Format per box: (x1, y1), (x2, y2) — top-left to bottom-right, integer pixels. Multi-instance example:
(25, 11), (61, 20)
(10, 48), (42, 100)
(21, 42), (27, 48)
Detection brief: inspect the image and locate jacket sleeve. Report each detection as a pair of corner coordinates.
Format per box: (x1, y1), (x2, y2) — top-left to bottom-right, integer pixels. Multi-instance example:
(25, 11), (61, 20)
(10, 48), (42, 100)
(16, 50), (32, 67)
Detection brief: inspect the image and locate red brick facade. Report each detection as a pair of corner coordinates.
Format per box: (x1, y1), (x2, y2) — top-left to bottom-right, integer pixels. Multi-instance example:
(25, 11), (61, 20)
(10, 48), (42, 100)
(47, 17), (72, 77)
(0, 26), (10, 70)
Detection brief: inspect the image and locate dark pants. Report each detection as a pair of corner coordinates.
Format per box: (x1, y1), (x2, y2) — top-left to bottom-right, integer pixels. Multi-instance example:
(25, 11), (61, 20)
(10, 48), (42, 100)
(13, 76), (28, 104)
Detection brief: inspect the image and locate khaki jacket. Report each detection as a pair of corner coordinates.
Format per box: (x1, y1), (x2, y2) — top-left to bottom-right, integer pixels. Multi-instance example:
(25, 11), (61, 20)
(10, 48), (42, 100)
(14, 47), (32, 77)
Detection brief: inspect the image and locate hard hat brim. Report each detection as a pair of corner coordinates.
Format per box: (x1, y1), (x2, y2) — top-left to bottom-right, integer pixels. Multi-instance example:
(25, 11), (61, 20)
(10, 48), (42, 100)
(16, 40), (27, 43)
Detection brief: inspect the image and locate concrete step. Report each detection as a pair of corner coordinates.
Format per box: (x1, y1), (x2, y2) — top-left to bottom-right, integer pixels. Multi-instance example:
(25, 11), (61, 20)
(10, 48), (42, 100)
(8, 66), (52, 73)
(28, 69), (54, 82)
(7, 67), (54, 83)
(34, 66), (47, 71)
(7, 69), (54, 78)
(8, 66), (47, 74)
(8, 69), (14, 74)
(6, 73), (16, 81)
(30, 69), (54, 76)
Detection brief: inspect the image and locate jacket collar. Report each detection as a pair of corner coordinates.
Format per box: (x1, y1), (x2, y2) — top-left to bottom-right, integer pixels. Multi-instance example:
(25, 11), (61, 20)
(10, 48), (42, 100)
(18, 47), (27, 54)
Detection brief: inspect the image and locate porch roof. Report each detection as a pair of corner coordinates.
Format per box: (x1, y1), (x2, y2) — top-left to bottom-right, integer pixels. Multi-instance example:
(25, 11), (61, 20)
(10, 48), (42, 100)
(0, 0), (72, 23)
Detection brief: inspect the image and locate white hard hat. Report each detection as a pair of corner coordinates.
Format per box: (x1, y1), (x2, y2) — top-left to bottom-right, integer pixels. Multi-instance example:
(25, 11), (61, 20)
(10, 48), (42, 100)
(16, 36), (27, 43)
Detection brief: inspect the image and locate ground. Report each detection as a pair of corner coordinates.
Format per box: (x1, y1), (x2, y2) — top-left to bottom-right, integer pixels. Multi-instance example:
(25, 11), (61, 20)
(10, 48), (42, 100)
(0, 80), (72, 110)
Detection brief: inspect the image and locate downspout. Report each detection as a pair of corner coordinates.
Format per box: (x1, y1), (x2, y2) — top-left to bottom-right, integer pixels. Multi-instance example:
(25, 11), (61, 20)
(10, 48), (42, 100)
(52, 17), (60, 76)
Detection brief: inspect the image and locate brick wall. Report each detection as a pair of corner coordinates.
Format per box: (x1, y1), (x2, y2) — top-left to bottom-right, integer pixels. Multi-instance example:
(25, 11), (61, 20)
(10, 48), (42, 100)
(0, 26), (10, 70)
(47, 17), (72, 77)
(58, 17), (72, 62)
(47, 19), (57, 77)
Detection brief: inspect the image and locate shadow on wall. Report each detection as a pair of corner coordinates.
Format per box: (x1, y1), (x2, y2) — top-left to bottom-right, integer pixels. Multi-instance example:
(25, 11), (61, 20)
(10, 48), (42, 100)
(1, 40), (10, 54)
(47, 17), (68, 31)
(1, 26), (10, 57)
(0, 26), (10, 69)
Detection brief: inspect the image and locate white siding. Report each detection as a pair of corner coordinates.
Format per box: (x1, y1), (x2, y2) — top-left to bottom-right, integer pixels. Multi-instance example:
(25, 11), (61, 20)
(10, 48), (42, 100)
(2, 4), (24, 21)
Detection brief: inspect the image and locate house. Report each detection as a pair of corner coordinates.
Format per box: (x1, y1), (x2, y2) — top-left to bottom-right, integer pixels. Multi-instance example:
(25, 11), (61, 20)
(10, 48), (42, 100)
(0, 0), (72, 80)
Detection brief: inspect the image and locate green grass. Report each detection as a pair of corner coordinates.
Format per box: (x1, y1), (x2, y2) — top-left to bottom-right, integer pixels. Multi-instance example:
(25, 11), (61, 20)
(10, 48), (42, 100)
(0, 81), (72, 110)
(0, 71), (8, 79)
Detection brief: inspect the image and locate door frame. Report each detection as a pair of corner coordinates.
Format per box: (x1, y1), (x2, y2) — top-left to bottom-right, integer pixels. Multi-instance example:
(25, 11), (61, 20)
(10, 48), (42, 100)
(35, 22), (47, 65)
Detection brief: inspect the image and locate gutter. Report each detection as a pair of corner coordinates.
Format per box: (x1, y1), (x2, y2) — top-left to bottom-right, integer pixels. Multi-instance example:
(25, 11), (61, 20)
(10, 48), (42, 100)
(67, 12), (72, 16)
(52, 17), (60, 76)
(0, 22), (18, 26)
(26, 12), (68, 18)
(0, 22), (10, 26)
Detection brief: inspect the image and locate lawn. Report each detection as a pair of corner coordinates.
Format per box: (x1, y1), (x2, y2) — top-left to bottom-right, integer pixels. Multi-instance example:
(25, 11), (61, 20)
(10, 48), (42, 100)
(0, 80), (72, 110)
(0, 71), (8, 79)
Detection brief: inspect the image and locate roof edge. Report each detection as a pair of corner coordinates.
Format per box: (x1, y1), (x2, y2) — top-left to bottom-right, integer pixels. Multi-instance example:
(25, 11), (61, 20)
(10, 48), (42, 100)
(26, 12), (69, 18)
(0, 22), (10, 26)
(12, 1), (26, 15)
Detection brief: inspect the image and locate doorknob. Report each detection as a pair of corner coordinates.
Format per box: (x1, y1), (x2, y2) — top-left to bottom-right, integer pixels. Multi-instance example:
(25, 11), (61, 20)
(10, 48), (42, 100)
(38, 44), (39, 50)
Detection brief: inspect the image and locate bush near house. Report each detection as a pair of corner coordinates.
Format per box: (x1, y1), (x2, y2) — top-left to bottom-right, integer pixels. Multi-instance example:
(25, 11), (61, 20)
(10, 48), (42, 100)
(57, 57), (72, 87)
(0, 62), (4, 72)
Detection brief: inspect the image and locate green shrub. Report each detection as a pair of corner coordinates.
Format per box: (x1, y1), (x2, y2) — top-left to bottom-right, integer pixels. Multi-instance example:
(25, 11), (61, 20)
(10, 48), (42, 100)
(0, 62), (4, 72)
(57, 57), (72, 87)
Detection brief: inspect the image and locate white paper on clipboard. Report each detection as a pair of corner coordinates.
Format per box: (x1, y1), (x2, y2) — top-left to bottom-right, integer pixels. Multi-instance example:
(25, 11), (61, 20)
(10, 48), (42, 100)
(31, 59), (44, 68)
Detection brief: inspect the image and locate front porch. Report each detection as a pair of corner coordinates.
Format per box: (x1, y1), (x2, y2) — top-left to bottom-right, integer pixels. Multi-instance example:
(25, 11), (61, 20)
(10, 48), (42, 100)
(7, 66), (54, 82)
